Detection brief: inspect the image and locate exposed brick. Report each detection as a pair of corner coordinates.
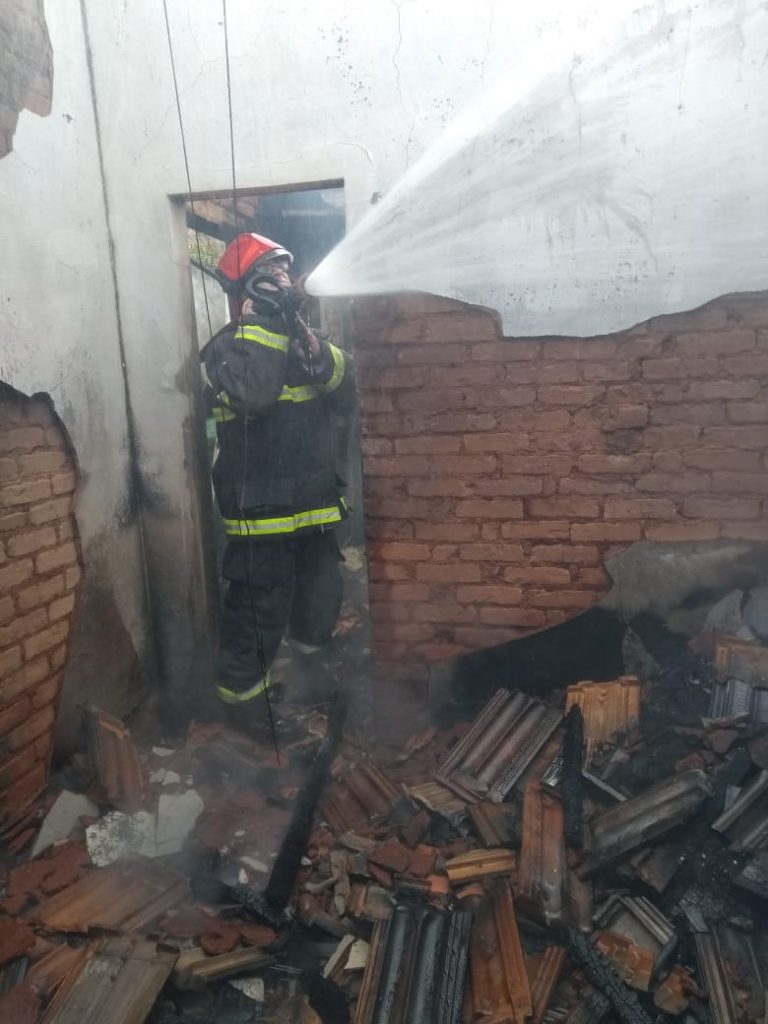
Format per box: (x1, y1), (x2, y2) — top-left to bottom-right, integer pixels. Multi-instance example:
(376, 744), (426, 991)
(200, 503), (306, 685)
(527, 497), (601, 519)
(471, 340), (539, 362)
(0, 511), (28, 533)
(1, 657), (50, 707)
(641, 357), (719, 380)
(455, 499), (524, 519)
(35, 542), (78, 575)
(406, 478), (473, 497)
(642, 425), (702, 449)
(415, 563), (481, 583)
(369, 602), (411, 622)
(652, 452), (685, 472)
(368, 562), (411, 582)
(570, 522), (642, 542)
(537, 385), (605, 407)
(709, 472), (768, 494)
(0, 427), (45, 454)
(0, 558), (33, 593)
(0, 762), (47, 822)
(0, 697), (31, 737)
(687, 379), (760, 401)
(682, 497), (760, 520)
(3, 704), (55, 753)
(49, 645), (67, 672)
(432, 544), (459, 561)
(651, 403), (725, 426)
(22, 620), (69, 660)
(573, 566), (612, 588)
(452, 626), (521, 648)
(531, 544), (600, 564)
(503, 566), (572, 584)
(636, 472), (711, 493)
(58, 521), (75, 544)
(361, 438), (392, 456)
(506, 362), (580, 384)
(720, 522), (768, 541)
(478, 607), (547, 628)
(49, 593), (76, 621)
(369, 542), (431, 562)
(6, 526), (57, 558)
(0, 478), (51, 507)
(28, 497), (72, 526)
(499, 523), (568, 543)
(701, 426), (767, 449)
(582, 361), (632, 382)
(412, 603), (477, 624)
(577, 454), (651, 474)
(604, 497), (677, 519)
(373, 622), (435, 644)
(527, 590), (599, 609)
(458, 543), (524, 563)
(685, 448), (761, 471)
(430, 364), (500, 387)
(727, 401), (768, 423)
(0, 608), (48, 649)
(501, 455), (573, 475)
(602, 405), (649, 430)
(414, 523), (480, 541)
(396, 343), (471, 366)
(0, 596), (13, 624)
(0, 746), (38, 791)
(474, 477), (544, 497)
(0, 456), (17, 480)
(558, 477), (632, 495)
(394, 435), (462, 455)
(17, 573), (65, 612)
(64, 564), (82, 590)
(673, 330), (756, 357)
(644, 522), (721, 542)
(17, 450), (69, 476)
(541, 339), (618, 360)
(368, 583), (430, 604)
(367, 520), (415, 542)
(0, 646), (23, 679)
(455, 585), (523, 605)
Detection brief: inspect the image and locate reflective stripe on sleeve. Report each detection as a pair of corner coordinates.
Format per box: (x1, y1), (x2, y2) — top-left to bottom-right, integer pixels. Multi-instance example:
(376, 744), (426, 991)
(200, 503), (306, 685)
(317, 344), (346, 394)
(223, 505), (342, 537)
(234, 325), (289, 352)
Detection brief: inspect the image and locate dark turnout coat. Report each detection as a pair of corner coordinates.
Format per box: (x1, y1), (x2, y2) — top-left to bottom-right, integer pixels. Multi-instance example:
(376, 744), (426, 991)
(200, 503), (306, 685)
(201, 309), (355, 542)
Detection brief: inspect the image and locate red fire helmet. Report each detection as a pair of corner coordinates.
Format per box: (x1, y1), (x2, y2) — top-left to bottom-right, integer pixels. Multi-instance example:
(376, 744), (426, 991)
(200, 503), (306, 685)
(217, 232), (293, 287)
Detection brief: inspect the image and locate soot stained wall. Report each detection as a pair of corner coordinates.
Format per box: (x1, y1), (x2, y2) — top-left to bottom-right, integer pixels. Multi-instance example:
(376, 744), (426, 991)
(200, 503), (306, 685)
(353, 292), (768, 680)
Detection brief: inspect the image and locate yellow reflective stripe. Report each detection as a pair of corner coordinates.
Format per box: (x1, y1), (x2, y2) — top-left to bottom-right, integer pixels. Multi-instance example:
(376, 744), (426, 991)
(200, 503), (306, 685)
(277, 384), (320, 403)
(212, 406), (237, 422)
(223, 505), (342, 537)
(234, 325), (289, 352)
(216, 674), (271, 704)
(317, 344), (345, 394)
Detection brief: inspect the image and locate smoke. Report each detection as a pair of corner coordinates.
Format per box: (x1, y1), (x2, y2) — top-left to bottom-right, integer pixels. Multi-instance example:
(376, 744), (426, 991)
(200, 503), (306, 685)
(306, 0), (768, 337)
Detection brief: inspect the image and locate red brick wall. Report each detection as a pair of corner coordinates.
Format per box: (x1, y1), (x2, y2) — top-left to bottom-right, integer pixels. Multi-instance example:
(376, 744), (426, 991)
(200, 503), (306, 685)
(0, 385), (82, 831)
(352, 292), (768, 679)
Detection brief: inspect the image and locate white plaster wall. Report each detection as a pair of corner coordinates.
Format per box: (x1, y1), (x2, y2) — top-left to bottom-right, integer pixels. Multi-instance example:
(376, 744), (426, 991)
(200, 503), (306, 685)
(0, 0), (151, 744)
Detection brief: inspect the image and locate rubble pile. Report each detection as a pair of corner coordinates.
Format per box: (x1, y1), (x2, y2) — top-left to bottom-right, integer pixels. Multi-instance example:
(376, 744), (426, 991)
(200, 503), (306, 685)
(1, 632), (768, 1023)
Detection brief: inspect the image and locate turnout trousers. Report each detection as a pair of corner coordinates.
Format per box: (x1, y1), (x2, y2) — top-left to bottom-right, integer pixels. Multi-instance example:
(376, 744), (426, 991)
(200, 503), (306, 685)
(216, 529), (343, 704)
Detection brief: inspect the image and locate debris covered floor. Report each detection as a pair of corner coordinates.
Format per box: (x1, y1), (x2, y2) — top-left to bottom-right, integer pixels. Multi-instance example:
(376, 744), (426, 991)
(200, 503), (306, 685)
(2, 604), (768, 1023)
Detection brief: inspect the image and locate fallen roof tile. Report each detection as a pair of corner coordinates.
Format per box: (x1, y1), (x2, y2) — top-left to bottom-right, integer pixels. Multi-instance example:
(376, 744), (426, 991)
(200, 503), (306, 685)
(519, 781), (564, 924)
(444, 847), (516, 885)
(579, 770), (714, 877)
(528, 946), (566, 1024)
(714, 636), (768, 687)
(322, 755), (400, 834)
(565, 677), (641, 759)
(711, 768), (768, 851)
(436, 689), (561, 803)
(29, 860), (187, 934)
(83, 705), (144, 812)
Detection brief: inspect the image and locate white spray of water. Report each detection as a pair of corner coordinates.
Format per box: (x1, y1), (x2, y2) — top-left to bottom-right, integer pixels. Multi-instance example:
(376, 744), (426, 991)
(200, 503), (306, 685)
(307, 0), (768, 337)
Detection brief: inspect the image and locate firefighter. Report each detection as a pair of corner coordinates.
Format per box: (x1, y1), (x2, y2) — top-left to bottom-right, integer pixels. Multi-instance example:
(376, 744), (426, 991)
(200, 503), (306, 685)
(201, 232), (355, 724)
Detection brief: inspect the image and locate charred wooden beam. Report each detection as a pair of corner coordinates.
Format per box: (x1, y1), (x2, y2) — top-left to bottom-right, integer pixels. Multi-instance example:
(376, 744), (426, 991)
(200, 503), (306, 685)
(562, 927), (654, 1024)
(562, 705), (584, 849)
(436, 689), (561, 803)
(579, 769), (714, 877)
(445, 847), (516, 885)
(563, 991), (612, 1024)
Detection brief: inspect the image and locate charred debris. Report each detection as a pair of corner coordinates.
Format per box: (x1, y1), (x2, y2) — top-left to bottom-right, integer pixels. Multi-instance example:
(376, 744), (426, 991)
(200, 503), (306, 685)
(2, 630), (768, 1023)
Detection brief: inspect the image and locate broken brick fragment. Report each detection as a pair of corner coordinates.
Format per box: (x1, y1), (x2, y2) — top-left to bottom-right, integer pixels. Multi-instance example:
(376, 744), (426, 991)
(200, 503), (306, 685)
(0, 894), (28, 917)
(368, 837), (411, 874)
(0, 918), (36, 966)
(367, 863), (393, 889)
(200, 922), (242, 956)
(593, 931), (656, 991)
(407, 844), (437, 878)
(7, 841), (90, 901)
(707, 728), (740, 755)
(240, 923), (278, 947)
